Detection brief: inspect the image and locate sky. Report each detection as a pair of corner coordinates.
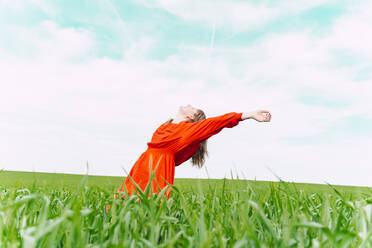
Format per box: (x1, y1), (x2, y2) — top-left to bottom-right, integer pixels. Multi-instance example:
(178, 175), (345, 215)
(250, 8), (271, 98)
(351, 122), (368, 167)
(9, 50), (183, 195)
(1, 0), (371, 186)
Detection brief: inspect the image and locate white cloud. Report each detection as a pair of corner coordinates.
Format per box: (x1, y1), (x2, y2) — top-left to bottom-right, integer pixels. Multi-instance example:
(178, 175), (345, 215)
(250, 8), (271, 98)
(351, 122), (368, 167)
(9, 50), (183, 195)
(135, 0), (337, 33)
(157, 0), (279, 32)
(322, 1), (372, 58)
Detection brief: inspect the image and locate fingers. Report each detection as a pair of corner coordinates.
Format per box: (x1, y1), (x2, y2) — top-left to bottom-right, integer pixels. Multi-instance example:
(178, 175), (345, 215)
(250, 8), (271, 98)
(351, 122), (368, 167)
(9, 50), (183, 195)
(266, 113), (271, 121)
(263, 112), (271, 122)
(252, 109), (271, 122)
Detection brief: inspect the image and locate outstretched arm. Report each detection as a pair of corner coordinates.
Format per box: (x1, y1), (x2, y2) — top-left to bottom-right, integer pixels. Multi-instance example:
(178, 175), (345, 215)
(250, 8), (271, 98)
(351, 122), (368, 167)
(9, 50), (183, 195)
(181, 112), (242, 146)
(181, 110), (272, 146)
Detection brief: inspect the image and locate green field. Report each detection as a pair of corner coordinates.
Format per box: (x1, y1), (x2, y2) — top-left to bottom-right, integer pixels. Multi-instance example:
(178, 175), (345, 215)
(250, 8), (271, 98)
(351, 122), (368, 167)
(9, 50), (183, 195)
(1, 170), (372, 247)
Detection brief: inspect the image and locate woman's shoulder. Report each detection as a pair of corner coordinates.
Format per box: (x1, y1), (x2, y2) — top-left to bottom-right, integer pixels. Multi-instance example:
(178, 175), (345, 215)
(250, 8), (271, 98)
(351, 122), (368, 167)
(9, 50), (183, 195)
(155, 120), (189, 133)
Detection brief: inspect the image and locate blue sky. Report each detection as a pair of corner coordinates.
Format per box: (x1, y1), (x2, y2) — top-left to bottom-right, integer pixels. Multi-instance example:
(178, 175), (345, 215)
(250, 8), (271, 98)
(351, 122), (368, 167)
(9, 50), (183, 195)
(1, 0), (371, 186)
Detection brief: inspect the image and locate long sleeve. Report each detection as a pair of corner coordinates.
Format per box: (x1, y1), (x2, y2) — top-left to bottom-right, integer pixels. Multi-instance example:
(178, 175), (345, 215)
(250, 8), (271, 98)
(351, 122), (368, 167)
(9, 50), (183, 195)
(174, 144), (199, 166)
(181, 112), (243, 147)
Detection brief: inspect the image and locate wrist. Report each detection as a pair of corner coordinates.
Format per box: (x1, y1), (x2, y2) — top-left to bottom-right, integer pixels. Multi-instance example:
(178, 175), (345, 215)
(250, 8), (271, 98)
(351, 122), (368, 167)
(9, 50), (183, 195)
(241, 112), (254, 120)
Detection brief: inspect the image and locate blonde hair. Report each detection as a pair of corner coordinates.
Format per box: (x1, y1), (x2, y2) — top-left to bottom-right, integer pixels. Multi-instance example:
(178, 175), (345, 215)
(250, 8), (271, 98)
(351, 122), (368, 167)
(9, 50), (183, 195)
(164, 109), (208, 168)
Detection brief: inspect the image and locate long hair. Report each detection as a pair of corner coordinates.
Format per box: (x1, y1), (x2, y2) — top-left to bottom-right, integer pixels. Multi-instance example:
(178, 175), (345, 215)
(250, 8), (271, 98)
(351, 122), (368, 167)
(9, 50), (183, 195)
(164, 109), (208, 168)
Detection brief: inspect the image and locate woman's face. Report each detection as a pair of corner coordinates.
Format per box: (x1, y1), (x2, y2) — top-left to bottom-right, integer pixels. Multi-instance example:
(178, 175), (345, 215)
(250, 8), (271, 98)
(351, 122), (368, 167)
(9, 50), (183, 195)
(179, 104), (198, 120)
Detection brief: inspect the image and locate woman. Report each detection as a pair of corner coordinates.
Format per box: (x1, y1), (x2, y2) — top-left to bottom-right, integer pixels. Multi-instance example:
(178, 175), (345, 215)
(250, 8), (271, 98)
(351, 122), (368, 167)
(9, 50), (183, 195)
(109, 105), (271, 208)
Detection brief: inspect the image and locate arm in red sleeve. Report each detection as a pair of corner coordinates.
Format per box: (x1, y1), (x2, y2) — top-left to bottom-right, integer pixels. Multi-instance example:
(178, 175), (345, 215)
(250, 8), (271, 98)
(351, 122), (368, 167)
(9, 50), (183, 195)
(181, 112), (243, 146)
(174, 144), (200, 166)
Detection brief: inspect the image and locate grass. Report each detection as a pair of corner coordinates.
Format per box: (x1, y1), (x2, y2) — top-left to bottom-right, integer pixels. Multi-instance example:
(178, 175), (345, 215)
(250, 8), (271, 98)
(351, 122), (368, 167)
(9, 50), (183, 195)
(0, 170), (372, 247)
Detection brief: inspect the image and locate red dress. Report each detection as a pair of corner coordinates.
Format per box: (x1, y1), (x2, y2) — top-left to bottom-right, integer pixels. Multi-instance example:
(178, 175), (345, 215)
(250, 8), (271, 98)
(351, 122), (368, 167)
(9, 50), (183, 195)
(116, 112), (243, 199)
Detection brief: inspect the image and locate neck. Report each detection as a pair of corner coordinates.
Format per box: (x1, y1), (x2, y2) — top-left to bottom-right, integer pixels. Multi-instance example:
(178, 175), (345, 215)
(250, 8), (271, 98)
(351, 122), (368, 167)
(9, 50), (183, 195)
(172, 114), (189, 124)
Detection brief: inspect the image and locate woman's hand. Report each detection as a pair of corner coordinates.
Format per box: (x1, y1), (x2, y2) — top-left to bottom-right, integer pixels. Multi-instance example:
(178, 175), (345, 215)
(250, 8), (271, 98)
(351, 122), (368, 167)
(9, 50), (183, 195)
(252, 110), (271, 122)
(242, 110), (271, 122)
